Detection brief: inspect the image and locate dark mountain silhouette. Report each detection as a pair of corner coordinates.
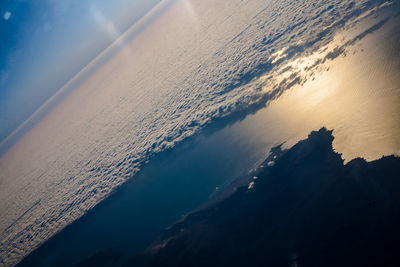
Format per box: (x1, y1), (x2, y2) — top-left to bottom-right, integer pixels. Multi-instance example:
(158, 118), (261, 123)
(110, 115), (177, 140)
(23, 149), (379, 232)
(126, 128), (400, 267)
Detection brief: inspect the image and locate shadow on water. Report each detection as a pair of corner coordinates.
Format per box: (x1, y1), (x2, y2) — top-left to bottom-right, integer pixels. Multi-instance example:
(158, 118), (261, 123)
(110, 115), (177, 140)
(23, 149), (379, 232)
(16, 97), (277, 267)
(17, 73), (300, 266)
(126, 128), (400, 267)
(17, 2), (400, 266)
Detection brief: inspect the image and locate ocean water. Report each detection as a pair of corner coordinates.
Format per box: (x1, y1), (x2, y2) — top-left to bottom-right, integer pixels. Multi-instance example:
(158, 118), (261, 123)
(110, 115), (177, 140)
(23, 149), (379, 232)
(18, 6), (400, 265)
(1, 0), (399, 265)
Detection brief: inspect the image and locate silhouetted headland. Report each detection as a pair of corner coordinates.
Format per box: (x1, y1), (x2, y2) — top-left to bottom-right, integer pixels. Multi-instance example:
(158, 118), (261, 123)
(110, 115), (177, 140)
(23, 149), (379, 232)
(125, 127), (400, 267)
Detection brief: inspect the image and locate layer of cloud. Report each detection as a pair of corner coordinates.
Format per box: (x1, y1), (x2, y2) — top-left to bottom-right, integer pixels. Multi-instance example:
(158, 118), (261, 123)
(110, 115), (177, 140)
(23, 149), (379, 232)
(0, 0), (395, 265)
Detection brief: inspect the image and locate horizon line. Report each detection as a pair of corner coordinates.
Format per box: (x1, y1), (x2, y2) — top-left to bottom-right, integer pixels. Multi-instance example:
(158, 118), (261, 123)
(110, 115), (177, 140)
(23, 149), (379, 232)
(0, 0), (177, 156)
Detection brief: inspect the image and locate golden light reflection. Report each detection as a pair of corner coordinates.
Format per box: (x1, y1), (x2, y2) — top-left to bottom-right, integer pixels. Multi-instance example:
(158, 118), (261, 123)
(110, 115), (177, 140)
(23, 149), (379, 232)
(244, 9), (400, 162)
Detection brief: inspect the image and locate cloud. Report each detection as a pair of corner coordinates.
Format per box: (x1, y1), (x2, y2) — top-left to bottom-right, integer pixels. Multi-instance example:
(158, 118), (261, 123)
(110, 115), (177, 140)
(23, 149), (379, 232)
(1, 0), (395, 265)
(3, 11), (11, 20)
(181, 0), (196, 18)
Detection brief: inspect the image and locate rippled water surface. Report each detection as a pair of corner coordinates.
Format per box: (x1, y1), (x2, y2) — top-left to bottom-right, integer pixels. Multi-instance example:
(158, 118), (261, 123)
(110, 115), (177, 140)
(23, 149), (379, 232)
(19, 5), (400, 266)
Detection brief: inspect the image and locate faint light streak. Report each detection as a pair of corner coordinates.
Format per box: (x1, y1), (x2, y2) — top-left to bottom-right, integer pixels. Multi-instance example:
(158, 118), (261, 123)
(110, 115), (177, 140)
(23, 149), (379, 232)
(90, 5), (132, 58)
(90, 6), (120, 41)
(181, 0), (196, 19)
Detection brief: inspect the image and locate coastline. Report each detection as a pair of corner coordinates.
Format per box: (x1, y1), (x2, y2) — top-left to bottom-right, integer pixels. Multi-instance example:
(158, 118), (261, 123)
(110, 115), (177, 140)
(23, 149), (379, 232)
(7, 1), (400, 266)
(126, 128), (400, 266)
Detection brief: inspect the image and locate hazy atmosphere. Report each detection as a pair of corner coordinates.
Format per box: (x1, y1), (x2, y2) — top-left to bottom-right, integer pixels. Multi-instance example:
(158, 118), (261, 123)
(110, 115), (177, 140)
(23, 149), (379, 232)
(1, 0), (399, 266)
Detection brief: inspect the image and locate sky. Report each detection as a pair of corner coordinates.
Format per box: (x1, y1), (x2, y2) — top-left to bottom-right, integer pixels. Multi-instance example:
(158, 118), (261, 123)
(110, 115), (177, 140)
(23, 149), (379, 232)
(0, 0), (161, 143)
(0, 0), (398, 265)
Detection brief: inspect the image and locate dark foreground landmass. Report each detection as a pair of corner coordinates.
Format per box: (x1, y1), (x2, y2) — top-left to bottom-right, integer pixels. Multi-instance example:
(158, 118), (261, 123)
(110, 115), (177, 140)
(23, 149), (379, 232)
(123, 128), (400, 267)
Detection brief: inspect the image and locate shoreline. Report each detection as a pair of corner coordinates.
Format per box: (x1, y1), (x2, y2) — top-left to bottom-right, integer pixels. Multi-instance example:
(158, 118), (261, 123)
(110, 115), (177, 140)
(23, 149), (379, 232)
(126, 128), (400, 266)
(9, 1), (400, 266)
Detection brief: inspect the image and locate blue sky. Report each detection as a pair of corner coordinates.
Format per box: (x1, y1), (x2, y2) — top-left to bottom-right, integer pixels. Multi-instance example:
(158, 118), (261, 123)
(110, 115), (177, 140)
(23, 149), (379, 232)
(0, 0), (161, 142)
